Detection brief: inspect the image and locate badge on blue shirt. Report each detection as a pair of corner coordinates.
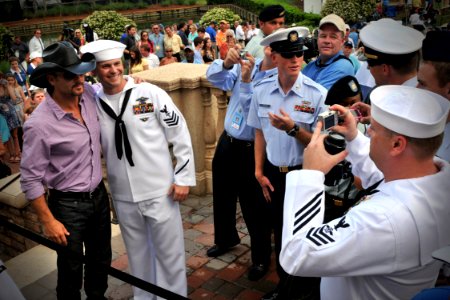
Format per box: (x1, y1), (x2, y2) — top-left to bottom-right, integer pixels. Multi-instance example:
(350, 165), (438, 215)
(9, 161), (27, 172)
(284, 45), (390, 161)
(231, 105), (244, 130)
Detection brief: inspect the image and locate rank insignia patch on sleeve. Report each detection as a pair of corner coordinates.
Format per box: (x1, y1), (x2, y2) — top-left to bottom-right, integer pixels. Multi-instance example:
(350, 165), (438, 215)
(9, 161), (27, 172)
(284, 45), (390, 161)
(306, 225), (335, 247)
(160, 104), (179, 127)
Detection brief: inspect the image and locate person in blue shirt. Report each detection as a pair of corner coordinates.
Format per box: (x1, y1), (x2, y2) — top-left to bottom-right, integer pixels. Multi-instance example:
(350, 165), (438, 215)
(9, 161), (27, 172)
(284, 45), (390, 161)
(349, 26), (359, 47)
(206, 45), (277, 282)
(205, 21), (217, 44)
(302, 14), (354, 89)
(149, 23), (165, 60)
(181, 46), (202, 64)
(247, 27), (327, 300)
(193, 37), (204, 64)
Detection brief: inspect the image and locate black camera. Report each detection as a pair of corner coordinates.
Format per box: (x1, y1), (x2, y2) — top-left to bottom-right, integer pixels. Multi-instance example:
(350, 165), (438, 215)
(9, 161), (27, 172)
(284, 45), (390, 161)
(324, 133), (348, 186)
(324, 132), (346, 155)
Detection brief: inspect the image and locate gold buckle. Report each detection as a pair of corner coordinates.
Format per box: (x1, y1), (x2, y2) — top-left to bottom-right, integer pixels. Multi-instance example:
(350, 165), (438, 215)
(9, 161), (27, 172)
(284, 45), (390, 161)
(334, 199), (343, 207)
(279, 166), (289, 173)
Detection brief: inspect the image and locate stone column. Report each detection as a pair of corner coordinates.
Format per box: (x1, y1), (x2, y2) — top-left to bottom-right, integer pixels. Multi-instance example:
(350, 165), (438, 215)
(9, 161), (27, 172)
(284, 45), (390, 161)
(135, 63), (223, 195)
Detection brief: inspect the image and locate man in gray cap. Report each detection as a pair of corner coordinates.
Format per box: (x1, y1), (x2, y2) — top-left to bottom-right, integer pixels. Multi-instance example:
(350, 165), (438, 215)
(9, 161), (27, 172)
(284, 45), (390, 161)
(21, 41), (111, 299)
(418, 30), (450, 162)
(360, 19), (424, 87)
(281, 86), (450, 300)
(244, 4), (286, 59)
(302, 14), (355, 89)
(248, 27), (327, 299)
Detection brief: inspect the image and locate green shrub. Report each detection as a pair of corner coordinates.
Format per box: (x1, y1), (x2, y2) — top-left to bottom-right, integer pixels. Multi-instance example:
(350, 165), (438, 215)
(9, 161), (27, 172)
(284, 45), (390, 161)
(322, 0), (376, 22)
(82, 10), (136, 40)
(206, 0), (321, 27)
(199, 7), (241, 26)
(0, 25), (13, 62)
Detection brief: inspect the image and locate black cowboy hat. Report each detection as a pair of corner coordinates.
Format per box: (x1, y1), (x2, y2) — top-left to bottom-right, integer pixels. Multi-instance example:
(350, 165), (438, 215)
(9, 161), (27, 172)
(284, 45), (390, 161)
(30, 41), (96, 88)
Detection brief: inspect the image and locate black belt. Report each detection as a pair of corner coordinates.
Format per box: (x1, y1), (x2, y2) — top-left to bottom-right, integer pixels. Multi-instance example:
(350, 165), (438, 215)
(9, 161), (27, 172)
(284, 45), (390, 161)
(224, 133), (253, 146)
(49, 182), (103, 201)
(267, 162), (302, 173)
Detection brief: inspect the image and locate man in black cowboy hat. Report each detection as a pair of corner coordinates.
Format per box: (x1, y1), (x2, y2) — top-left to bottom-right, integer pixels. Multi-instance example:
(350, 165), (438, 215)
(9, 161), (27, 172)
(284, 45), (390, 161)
(20, 41), (112, 300)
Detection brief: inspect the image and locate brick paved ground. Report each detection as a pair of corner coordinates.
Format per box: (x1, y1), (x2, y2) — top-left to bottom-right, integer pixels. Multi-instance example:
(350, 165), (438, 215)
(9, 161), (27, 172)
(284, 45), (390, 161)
(104, 194), (279, 300)
(6, 159), (279, 299)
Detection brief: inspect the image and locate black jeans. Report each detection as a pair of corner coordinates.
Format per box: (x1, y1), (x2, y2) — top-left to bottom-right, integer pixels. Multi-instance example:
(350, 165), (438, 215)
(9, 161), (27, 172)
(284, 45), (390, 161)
(48, 181), (112, 300)
(212, 131), (272, 266)
(264, 161), (320, 299)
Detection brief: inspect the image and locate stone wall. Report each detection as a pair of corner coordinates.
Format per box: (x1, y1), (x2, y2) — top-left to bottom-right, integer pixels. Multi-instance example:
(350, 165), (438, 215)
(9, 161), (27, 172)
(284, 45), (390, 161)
(0, 173), (42, 261)
(134, 63), (225, 196)
(0, 201), (42, 261)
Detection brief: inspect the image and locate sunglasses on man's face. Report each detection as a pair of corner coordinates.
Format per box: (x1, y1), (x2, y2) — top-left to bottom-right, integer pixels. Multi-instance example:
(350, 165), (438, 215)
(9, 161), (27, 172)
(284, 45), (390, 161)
(56, 71), (82, 81)
(367, 59), (384, 68)
(279, 51), (304, 59)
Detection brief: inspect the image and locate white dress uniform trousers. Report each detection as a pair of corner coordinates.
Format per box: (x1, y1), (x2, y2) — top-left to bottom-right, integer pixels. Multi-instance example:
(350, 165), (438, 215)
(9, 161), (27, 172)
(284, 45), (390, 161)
(96, 78), (195, 299)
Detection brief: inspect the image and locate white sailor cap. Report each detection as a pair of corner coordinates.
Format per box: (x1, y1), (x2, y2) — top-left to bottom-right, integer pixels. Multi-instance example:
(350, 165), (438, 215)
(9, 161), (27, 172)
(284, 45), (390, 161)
(260, 27), (309, 52)
(371, 86), (449, 138)
(80, 40), (125, 62)
(360, 19), (424, 56)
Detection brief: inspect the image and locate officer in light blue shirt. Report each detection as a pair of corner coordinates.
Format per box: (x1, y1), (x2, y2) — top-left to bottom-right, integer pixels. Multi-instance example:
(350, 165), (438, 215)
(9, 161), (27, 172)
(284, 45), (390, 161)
(205, 46), (277, 282)
(302, 14), (354, 89)
(247, 27), (327, 300)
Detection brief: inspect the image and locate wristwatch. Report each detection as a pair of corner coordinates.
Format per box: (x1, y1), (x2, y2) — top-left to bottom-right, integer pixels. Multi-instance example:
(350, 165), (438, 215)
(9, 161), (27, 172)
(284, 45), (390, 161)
(286, 124), (299, 137)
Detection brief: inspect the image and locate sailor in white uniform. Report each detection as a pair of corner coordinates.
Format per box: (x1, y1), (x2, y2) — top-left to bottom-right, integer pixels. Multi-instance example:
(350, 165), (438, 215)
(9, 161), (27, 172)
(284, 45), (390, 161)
(280, 85), (450, 300)
(81, 40), (195, 300)
(359, 19), (424, 88)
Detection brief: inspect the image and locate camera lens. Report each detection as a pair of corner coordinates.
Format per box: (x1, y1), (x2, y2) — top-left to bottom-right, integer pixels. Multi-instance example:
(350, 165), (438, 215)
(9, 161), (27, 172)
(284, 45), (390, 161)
(323, 133), (346, 155)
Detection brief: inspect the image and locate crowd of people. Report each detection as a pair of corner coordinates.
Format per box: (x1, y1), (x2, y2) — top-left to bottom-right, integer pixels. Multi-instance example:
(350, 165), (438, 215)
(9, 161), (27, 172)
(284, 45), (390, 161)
(0, 3), (448, 300)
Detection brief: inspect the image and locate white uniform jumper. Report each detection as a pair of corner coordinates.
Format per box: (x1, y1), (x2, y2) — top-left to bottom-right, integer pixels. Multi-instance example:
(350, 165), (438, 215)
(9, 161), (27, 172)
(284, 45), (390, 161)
(281, 132), (450, 300)
(96, 78), (195, 299)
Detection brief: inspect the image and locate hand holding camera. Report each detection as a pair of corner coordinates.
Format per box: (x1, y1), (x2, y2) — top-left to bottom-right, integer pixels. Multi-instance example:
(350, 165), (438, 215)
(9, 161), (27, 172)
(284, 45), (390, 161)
(240, 52), (255, 83)
(223, 47), (241, 69)
(303, 120), (348, 174)
(320, 105), (360, 142)
(351, 102), (371, 124)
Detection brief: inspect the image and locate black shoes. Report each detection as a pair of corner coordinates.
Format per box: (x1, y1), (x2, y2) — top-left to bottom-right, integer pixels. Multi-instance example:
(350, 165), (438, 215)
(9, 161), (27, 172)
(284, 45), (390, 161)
(261, 287), (279, 300)
(247, 263), (268, 281)
(206, 244), (237, 257)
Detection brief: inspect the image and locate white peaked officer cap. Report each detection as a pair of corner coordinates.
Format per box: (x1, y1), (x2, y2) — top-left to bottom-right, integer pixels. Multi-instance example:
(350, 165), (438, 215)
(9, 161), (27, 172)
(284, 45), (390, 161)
(371, 86), (450, 138)
(29, 51), (42, 60)
(260, 27), (309, 51)
(360, 19), (424, 55)
(80, 40), (126, 62)
(432, 246), (450, 264)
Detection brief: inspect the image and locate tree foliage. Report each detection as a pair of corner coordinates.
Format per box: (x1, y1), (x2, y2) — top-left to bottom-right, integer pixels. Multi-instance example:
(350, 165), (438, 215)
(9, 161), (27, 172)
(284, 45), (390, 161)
(81, 10), (136, 40)
(199, 8), (241, 26)
(0, 25), (14, 63)
(321, 0), (376, 22)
